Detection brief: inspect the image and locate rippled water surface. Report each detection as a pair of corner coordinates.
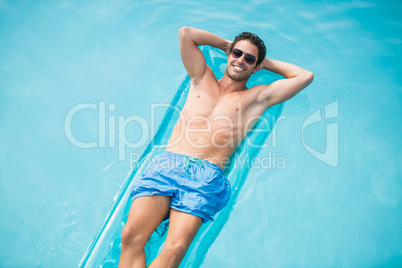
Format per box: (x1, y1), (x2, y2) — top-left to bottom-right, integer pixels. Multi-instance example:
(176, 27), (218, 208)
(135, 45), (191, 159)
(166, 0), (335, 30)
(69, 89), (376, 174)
(1, 0), (401, 267)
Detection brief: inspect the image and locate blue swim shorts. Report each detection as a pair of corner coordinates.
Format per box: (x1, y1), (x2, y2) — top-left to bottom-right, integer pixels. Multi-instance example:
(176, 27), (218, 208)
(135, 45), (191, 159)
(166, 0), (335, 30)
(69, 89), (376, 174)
(130, 151), (231, 223)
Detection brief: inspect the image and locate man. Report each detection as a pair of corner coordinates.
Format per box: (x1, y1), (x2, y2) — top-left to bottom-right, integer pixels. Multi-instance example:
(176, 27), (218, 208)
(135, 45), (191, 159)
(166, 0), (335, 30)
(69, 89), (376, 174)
(119, 27), (313, 267)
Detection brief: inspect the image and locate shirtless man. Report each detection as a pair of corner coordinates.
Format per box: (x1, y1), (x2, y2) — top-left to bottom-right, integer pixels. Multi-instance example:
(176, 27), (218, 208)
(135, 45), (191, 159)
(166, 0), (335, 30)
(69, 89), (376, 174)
(119, 27), (314, 267)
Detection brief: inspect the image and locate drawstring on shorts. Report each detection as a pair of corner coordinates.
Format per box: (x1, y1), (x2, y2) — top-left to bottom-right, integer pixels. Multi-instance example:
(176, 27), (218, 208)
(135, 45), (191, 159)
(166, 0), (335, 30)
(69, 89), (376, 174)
(183, 156), (204, 177)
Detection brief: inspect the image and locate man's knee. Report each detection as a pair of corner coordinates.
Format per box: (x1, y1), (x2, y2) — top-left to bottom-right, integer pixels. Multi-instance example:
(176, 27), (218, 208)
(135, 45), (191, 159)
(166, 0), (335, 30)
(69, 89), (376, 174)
(163, 240), (190, 261)
(121, 224), (148, 250)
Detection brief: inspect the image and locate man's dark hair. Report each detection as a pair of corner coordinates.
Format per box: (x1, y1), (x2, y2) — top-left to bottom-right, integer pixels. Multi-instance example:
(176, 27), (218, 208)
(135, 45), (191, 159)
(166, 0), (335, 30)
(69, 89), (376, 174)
(229, 32), (266, 66)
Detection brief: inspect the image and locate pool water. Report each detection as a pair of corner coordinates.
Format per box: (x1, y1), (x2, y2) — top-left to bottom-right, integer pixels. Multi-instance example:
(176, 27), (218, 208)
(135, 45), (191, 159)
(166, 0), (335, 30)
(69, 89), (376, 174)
(1, 0), (401, 267)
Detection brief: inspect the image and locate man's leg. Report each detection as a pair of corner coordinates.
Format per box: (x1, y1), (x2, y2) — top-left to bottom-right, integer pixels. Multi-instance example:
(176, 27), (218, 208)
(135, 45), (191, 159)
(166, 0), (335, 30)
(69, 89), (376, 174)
(119, 195), (171, 268)
(148, 209), (203, 268)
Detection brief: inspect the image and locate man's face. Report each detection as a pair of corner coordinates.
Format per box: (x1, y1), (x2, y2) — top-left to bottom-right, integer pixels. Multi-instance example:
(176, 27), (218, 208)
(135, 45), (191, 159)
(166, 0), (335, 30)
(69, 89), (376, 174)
(226, 40), (259, 82)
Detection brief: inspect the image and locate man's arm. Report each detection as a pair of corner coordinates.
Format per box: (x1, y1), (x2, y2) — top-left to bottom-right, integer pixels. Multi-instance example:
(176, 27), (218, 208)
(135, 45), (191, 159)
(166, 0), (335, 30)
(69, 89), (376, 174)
(256, 58), (314, 107)
(179, 27), (231, 84)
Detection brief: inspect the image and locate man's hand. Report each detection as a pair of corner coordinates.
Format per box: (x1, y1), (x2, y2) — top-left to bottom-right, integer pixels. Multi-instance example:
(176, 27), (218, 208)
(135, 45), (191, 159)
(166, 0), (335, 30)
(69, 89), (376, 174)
(224, 41), (233, 56)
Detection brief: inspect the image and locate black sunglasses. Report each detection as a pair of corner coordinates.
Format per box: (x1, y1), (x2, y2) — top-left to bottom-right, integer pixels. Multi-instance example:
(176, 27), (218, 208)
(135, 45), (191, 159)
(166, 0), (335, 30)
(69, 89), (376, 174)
(231, 48), (257, 65)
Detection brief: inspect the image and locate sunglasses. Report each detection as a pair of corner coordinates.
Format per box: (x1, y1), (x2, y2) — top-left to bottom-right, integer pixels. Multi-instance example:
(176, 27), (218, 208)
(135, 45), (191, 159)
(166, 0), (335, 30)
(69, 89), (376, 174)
(230, 48), (257, 65)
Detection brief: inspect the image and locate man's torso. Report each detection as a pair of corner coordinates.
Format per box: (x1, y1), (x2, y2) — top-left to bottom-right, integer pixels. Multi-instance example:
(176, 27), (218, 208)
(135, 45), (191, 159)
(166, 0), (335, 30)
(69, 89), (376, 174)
(167, 67), (268, 168)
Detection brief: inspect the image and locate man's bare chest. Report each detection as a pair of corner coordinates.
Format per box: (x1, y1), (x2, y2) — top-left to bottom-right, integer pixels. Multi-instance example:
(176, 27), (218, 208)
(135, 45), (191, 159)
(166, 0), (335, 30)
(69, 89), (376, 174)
(182, 90), (245, 123)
